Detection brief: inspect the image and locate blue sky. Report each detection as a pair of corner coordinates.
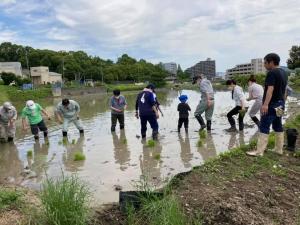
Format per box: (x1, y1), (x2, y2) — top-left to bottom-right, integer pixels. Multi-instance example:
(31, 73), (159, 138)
(0, 0), (300, 71)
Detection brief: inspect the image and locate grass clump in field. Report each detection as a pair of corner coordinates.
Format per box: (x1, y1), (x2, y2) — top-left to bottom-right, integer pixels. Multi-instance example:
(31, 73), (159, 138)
(147, 140), (156, 148)
(199, 130), (207, 139)
(27, 150), (33, 157)
(197, 139), (203, 147)
(267, 132), (275, 149)
(0, 188), (21, 210)
(40, 175), (90, 225)
(153, 154), (161, 161)
(74, 152), (86, 161)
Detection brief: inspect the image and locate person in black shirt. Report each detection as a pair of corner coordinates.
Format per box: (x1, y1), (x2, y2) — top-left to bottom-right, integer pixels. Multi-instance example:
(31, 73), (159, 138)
(177, 95), (191, 133)
(247, 53), (288, 157)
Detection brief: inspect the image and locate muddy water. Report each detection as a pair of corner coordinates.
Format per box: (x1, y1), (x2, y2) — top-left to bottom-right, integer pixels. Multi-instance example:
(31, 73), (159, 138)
(0, 90), (298, 205)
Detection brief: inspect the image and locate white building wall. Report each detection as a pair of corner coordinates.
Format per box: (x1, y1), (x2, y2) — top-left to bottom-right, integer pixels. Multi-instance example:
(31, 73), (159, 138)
(0, 62), (23, 77)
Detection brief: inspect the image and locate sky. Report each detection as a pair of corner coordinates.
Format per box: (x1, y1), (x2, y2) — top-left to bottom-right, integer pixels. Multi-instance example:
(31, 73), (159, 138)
(0, 0), (300, 71)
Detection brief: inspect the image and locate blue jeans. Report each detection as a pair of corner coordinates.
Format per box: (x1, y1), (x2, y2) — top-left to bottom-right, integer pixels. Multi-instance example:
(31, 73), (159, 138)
(140, 115), (158, 136)
(260, 100), (285, 134)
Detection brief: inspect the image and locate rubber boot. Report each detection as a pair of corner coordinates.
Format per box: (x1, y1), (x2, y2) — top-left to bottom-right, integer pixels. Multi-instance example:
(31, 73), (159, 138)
(207, 120), (212, 131)
(7, 137), (14, 142)
(43, 131), (48, 138)
(195, 115), (206, 130)
(152, 130), (158, 140)
(141, 133), (146, 139)
(177, 127), (181, 132)
(274, 132), (284, 155)
(62, 131), (68, 137)
(34, 135), (39, 140)
(111, 126), (116, 132)
(185, 128), (188, 133)
(239, 121), (244, 131)
(246, 133), (269, 156)
(120, 125), (124, 130)
(251, 116), (260, 128)
(226, 118), (237, 132)
(79, 129), (84, 135)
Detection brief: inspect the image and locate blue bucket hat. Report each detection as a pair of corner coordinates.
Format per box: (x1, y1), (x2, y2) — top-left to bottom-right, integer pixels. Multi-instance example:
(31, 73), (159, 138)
(178, 95), (188, 103)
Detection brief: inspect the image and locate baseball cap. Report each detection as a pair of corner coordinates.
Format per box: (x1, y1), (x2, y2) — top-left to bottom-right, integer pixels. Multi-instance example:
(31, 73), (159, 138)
(26, 100), (36, 110)
(3, 102), (12, 110)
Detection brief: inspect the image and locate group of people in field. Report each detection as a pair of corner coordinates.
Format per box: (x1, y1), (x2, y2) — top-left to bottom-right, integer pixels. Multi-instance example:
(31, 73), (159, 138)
(0, 53), (289, 157)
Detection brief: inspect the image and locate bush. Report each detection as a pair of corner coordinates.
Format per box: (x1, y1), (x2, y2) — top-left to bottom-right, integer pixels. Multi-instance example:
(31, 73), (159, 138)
(0, 72), (17, 85)
(0, 188), (21, 210)
(41, 175), (90, 225)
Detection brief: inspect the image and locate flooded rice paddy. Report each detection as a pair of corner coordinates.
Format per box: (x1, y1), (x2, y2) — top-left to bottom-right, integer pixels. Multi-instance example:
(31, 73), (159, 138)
(0, 89), (298, 205)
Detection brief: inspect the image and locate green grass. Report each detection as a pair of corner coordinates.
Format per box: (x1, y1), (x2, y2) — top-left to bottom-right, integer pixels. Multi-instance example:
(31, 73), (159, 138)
(106, 84), (145, 92)
(153, 154), (161, 161)
(147, 140), (156, 148)
(197, 139), (203, 147)
(0, 188), (21, 210)
(267, 132), (275, 149)
(0, 85), (52, 102)
(199, 130), (207, 139)
(294, 151), (300, 158)
(27, 150), (33, 157)
(74, 152), (86, 161)
(40, 175), (90, 225)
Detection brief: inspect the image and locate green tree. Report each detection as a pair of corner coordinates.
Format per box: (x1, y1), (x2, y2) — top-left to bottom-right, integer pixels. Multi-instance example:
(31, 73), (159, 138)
(0, 72), (17, 85)
(287, 45), (300, 69)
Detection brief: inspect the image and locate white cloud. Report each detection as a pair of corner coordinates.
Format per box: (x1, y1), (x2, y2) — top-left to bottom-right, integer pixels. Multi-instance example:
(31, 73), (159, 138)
(0, 0), (299, 70)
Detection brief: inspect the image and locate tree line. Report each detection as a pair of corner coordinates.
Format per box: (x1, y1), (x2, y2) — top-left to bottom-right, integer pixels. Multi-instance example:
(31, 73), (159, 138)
(0, 42), (170, 86)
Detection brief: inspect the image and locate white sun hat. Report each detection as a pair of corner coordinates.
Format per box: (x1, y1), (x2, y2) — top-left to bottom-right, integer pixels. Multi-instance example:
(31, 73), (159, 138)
(3, 102), (13, 110)
(26, 100), (36, 110)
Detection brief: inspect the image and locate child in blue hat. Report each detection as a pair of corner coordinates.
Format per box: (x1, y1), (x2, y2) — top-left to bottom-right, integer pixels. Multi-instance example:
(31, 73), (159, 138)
(177, 95), (191, 132)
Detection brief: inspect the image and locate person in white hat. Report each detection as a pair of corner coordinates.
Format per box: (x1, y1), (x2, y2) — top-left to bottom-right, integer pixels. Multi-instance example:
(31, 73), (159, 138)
(0, 102), (17, 142)
(21, 100), (50, 140)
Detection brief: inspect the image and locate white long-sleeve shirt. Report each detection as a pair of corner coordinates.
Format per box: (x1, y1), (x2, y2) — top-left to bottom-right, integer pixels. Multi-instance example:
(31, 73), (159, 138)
(233, 85), (247, 107)
(248, 83), (264, 100)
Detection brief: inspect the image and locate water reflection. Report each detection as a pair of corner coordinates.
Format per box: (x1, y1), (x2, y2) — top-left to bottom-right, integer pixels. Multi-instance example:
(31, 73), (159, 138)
(0, 143), (22, 180)
(112, 131), (130, 171)
(140, 140), (162, 186)
(197, 133), (217, 161)
(64, 136), (85, 171)
(178, 133), (193, 168)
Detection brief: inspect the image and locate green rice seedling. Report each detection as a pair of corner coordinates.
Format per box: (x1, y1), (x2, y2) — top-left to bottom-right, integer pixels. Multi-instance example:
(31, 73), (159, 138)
(71, 139), (76, 145)
(199, 130), (207, 139)
(123, 138), (127, 144)
(197, 139), (203, 147)
(58, 140), (63, 145)
(74, 152), (86, 161)
(153, 154), (161, 161)
(40, 175), (90, 225)
(0, 188), (21, 210)
(147, 140), (156, 148)
(62, 138), (68, 145)
(27, 150), (33, 157)
(267, 132), (275, 149)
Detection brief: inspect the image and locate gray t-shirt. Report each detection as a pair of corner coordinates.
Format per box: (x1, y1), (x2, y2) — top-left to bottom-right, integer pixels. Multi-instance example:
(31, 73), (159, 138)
(56, 100), (80, 119)
(110, 95), (127, 114)
(0, 106), (17, 124)
(200, 79), (214, 99)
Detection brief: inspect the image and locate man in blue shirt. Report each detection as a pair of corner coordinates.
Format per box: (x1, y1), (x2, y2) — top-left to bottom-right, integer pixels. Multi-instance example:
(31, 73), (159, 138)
(135, 84), (159, 140)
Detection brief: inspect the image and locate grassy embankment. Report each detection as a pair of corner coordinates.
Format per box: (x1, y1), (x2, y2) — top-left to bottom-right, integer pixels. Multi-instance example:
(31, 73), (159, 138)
(0, 85), (52, 103)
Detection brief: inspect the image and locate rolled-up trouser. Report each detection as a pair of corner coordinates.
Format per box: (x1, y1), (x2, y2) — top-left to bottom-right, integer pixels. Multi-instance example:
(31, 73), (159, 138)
(30, 120), (48, 135)
(0, 122), (16, 139)
(249, 99), (262, 118)
(194, 98), (214, 121)
(227, 106), (245, 130)
(63, 117), (83, 132)
(140, 115), (158, 136)
(260, 100), (285, 134)
(111, 113), (125, 130)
